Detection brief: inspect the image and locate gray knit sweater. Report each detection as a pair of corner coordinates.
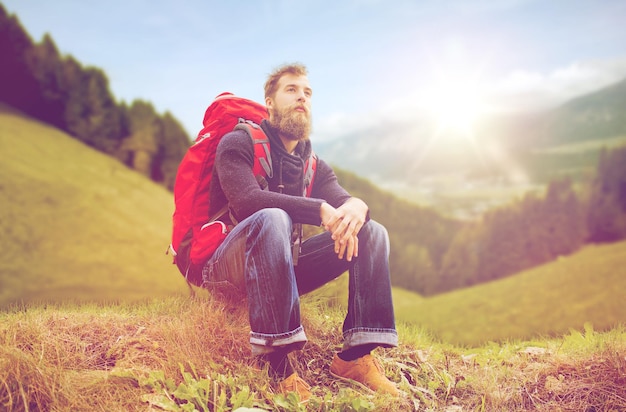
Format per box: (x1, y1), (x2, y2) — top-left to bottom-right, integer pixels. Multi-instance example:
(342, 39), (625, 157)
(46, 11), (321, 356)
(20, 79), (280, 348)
(209, 120), (353, 226)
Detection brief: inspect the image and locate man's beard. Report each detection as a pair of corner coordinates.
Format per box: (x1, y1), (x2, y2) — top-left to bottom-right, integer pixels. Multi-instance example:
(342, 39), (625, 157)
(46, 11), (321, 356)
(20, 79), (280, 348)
(268, 106), (312, 142)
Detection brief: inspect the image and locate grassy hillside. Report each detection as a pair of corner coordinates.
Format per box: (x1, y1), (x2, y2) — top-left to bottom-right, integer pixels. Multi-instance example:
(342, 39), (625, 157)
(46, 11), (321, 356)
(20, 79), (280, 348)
(393, 240), (626, 347)
(0, 103), (188, 308)
(1, 295), (625, 411)
(1, 105), (626, 411)
(316, 239), (626, 348)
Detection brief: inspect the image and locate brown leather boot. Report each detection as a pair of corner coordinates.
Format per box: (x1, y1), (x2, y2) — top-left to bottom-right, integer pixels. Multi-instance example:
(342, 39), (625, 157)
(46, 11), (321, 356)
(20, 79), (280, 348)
(277, 372), (312, 403)
(330, 354), (399, 396)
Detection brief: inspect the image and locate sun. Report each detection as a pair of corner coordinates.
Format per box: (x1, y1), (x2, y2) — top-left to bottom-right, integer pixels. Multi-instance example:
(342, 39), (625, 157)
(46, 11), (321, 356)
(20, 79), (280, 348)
(424, 70), (486, 137)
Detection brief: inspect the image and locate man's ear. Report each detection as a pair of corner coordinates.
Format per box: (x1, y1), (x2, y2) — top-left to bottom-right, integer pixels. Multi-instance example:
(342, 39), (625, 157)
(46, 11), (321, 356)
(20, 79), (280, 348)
(265, 97), (273, 109)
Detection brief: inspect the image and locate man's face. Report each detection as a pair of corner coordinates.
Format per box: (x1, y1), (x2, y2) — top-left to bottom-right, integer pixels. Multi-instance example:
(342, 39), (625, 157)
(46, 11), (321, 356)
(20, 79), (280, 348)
(266, 73), (312, 142)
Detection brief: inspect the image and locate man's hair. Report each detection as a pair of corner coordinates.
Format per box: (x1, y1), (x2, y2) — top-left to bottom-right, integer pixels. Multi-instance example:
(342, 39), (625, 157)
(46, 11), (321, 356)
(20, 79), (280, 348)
(264, 63), (308, 99)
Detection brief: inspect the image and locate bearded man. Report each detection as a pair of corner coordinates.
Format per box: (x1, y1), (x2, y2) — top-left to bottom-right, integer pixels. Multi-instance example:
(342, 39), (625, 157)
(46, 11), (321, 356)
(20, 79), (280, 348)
(202, 63), (399, 402)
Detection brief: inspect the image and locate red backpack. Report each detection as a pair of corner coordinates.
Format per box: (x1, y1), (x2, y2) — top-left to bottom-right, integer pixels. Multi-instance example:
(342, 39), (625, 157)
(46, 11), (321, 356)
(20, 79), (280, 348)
(169, 93), (316, 286)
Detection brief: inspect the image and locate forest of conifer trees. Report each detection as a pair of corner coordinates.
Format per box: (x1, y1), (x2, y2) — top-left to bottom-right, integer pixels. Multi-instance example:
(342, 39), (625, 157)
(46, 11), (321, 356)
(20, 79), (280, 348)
(0, 5), (190, 190)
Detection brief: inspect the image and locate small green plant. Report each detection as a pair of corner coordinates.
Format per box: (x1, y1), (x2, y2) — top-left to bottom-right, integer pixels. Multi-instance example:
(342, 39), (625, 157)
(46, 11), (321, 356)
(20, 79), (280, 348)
(272, 392), (307, 412)
(333, 390), (376, 412)
(140, 363), (262, 411)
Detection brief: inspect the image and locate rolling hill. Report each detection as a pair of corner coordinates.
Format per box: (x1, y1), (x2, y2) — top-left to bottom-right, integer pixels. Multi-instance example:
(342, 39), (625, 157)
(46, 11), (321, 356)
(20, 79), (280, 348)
(0, 103), (188, 308)
(392, 240), (626, 347)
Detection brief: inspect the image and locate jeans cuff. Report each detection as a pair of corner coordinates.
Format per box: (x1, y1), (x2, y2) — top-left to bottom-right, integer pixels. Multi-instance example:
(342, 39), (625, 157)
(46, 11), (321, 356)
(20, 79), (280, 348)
(250, 325), (308, 355)
(342, 328), (398, 351)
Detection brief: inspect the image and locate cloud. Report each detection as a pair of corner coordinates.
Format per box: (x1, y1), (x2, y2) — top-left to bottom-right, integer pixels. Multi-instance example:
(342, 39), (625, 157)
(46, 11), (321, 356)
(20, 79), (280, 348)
(314, 56), (626, 144)
(488, 58), (626, 112)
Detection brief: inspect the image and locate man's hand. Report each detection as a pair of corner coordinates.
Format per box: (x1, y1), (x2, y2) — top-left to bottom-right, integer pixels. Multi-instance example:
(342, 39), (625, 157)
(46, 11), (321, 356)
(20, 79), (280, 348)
(320, 198), (368, 261)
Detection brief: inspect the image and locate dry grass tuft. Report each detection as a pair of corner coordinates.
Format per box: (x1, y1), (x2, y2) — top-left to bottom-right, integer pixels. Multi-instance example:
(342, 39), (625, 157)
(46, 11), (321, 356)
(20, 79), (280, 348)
(379, 334), (626, 411)
(0, 295), (255, 411)
(1, 294), (625, 411)
(521, 347), (626, 411)
(0, 345), (59, 412)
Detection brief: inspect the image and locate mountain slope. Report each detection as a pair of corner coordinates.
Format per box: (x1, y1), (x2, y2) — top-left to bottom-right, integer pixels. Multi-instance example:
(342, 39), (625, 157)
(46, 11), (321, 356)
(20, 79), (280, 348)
(534, 77), (626, 147)
(393, 240), (626, 346)
(0, 104), (188, 308)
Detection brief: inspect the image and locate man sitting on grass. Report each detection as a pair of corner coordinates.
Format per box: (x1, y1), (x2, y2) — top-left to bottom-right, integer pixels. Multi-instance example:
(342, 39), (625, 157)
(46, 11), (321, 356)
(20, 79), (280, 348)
(201, 63), (399, 401)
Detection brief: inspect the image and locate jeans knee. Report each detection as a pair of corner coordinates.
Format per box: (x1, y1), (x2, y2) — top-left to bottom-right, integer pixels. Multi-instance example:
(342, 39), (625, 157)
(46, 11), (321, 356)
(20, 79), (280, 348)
(252, 208), (292, 240)
(361, 220), (390, 252)
(363, 219), (388, 239)
(258, 208), (291, 228)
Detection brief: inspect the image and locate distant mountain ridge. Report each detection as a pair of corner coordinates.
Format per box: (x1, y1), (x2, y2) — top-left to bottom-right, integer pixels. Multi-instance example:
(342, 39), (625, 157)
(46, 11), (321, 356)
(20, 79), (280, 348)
(533, 77), (626, 147)
(315, 77), (626, 188)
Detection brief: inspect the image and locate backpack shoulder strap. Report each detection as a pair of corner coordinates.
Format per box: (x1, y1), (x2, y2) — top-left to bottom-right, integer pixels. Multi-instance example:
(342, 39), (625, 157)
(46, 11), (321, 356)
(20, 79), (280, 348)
(304, 152), (317, 197)
(233, 121), (317, 198)
(234, 121), (273, 180)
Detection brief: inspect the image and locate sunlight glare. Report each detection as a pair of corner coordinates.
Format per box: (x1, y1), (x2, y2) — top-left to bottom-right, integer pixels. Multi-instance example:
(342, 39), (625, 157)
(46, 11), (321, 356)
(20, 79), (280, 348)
(425, 70), (486, 137)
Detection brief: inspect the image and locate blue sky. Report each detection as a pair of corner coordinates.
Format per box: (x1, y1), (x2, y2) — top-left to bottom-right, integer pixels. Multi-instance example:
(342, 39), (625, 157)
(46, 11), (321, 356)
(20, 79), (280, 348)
(3, 0), (626, 141)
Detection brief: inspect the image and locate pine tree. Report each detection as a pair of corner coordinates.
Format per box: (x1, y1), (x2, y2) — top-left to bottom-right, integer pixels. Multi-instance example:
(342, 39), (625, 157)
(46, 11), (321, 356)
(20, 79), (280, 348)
(61, 56), (89, 139)
(587, 147), (626, 242)
(543, 179), (586, 255)
(30, 33), (65, 128)
(0, 6), (39, 114)
(118, 100), (162, 177)
(81, 68), (125, 153)
(438, 223), (481, 292)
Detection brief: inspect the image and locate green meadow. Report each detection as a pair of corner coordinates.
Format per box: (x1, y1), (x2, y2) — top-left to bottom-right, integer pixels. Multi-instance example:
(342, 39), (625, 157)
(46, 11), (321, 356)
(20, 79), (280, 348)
(309, 238), (626, 347)
(2, 104), (626, 410)
(393, 240), (626, 346)
(0, 103), (188, 308)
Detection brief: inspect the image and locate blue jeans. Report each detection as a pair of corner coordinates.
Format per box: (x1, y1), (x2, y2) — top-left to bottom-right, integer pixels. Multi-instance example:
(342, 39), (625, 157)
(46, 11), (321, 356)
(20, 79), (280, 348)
(202, 208), (397, 355)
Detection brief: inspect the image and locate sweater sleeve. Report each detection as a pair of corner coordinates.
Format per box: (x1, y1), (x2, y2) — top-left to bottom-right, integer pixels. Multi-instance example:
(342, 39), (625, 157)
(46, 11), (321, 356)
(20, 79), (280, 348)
(215, 130), (325, 225)
(309, 158), (352, 208)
